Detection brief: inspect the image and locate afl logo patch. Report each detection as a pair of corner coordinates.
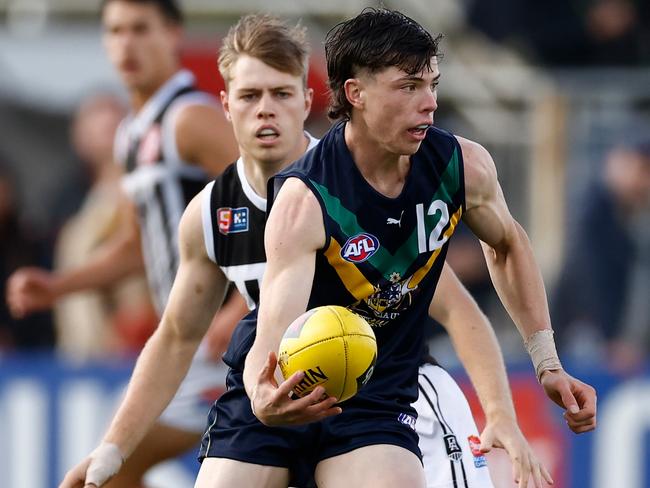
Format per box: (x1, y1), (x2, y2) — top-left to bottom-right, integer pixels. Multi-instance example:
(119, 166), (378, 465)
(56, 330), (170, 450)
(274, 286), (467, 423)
(341, 233), (380, 263)
(217, 207), (249, 235)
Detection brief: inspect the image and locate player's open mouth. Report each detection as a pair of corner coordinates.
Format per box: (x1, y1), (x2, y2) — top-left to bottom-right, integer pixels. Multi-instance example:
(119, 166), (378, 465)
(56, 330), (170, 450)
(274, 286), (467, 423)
(120, 59), (139, 73)
(407, 124), (430, 137)
(256, 127), (280, 141)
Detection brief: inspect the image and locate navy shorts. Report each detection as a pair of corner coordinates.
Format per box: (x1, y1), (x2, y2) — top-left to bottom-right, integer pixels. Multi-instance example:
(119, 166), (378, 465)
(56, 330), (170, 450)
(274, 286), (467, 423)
(199, 368), (421, 487)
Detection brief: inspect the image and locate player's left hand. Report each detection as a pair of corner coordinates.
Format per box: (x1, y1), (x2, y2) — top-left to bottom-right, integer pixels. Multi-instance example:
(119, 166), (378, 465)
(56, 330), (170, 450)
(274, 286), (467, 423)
(480, 415), (553, 487)
(540, 369), (597, 434)
(59, 442), (123, 488)
(250, 351), (342, 426)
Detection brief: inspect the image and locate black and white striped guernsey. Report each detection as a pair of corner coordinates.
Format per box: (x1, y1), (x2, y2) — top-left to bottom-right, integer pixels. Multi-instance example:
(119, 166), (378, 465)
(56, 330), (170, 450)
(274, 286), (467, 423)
(114, 70), (218, 314)
(201, 134), (319, 310)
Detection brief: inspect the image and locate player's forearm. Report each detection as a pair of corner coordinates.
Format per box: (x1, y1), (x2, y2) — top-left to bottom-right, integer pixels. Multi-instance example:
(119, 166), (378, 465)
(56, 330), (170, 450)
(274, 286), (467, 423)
(244, 266), (312, 399)
(243, 292), (287, 398)
(243, 340), (272, 399)
(444, 310), (517, 421)
(482, 221), (552, 340)
(53, 233), (144, 296)
(102, 326), (199, 457)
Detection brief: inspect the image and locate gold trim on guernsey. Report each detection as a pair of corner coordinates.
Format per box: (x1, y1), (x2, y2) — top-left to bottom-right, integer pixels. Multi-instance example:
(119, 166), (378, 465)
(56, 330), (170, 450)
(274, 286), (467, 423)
(323, 207), (463, 302)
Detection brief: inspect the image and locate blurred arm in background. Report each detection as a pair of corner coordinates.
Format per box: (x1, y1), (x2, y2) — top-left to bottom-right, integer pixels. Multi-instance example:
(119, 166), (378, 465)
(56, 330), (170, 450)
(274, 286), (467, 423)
(7, 97), (144, 324)
(0, 162), (55, 351)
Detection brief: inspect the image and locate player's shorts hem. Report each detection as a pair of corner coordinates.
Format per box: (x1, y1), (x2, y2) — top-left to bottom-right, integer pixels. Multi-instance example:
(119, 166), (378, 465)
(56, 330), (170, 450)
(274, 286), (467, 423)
(198, 449), (290, 469)
(199, 447), (291, 469)
(316, 435), (422, 466)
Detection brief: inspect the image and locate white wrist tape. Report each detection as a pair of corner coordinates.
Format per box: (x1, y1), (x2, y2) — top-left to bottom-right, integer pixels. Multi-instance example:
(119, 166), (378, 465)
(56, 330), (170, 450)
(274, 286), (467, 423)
(524, 329), (563, 382)
(85, 442), (124, 487)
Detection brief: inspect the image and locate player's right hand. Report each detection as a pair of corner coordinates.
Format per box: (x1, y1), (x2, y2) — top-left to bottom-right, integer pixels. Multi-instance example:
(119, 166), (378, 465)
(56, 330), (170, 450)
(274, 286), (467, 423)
(59, 443), (124, 488)
(250, 351), (342, 426)
(6, 267), (57, 318)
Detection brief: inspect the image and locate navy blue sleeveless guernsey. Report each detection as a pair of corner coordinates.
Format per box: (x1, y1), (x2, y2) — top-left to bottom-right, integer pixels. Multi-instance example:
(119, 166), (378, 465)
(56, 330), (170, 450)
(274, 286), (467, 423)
(269, 121), (465, 406)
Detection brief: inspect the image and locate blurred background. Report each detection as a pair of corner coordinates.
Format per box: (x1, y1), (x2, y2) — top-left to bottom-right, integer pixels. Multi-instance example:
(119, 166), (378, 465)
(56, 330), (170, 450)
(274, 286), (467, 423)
(0, 0), (649, 487)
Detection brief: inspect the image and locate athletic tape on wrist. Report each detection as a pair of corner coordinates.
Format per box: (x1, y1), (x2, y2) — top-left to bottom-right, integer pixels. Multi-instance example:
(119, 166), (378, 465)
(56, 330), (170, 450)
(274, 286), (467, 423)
(86, 442), (124, 486)
(524, 329), (563, 382)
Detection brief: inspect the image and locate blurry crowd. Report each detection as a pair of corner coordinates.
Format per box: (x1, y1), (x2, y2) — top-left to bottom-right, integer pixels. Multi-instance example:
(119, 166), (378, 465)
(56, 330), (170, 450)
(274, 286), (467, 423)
(1, 0), (649, 373)
(468, 0), (650, 66)
(1, 93), (157, 360)
(553, 141), (650, 371)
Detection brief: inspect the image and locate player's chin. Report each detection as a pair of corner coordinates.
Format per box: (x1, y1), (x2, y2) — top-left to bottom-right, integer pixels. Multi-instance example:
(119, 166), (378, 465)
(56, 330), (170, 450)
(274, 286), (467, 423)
(254, 143), (283, 159)
(121, 73), (144, 91)
(396, 141), (422, 156)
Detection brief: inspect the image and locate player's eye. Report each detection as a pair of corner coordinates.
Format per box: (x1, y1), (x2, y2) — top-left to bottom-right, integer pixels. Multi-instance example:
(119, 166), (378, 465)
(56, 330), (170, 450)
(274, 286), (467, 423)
(133, 23), (149, 35)
(241, 93), (256, 101)
(276, 91), (291, 99)
(402, 84), (416, 92)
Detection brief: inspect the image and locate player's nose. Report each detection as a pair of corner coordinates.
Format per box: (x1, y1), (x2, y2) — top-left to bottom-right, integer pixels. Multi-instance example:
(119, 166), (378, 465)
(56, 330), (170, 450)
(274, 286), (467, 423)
(422, 89), (437, 113)
(256, 93), (276, 119)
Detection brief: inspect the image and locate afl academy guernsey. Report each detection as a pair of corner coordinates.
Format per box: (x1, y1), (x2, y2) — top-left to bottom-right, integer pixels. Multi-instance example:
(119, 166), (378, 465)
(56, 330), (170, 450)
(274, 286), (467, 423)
(114, 70), (215, 314)
(268, 121), (465, 405)
(201, 133), (320, 311)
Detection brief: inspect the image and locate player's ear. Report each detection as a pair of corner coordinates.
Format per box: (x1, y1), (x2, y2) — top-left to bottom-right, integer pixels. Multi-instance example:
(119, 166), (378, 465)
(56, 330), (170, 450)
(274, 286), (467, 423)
(220, 90), (232, 122)
(344, 78), (364, 110)
(303, 87), (314, 121)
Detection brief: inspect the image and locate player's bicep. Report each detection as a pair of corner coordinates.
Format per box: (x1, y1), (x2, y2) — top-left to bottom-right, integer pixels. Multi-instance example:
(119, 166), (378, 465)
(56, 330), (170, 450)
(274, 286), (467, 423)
(162, 194), (229, 341)
(460, 137), (517, 251)
(257, 179), (324, 341)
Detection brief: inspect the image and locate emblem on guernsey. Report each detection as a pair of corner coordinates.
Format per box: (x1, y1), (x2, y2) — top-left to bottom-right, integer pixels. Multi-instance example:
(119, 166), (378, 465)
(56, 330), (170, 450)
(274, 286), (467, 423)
(340, 233), (380, 263)
(352, 274), (420, 328)
(217, 207), (249, 235)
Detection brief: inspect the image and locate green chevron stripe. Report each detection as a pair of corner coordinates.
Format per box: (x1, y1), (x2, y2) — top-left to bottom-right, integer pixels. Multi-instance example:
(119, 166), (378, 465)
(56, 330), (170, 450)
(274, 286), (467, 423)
(309, 147), (461, 279)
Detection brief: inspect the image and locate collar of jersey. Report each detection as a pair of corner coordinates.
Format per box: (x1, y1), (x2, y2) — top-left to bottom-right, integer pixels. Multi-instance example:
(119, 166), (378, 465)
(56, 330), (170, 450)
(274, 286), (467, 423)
(237, 131), (319, 212)
(126, 70), (195, 140)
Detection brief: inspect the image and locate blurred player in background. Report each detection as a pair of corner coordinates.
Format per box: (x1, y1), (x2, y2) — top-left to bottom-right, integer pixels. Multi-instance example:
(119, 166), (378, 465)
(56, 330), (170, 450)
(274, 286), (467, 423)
(59, 13), (551, 488)
(7, 0), (239, 486)
(54, 92), (158, 361)
(553, 140), (650, 370)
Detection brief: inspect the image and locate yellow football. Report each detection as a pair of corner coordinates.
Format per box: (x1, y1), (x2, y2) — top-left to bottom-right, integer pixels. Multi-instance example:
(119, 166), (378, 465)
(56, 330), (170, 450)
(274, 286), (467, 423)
(278, 305), (377, 403)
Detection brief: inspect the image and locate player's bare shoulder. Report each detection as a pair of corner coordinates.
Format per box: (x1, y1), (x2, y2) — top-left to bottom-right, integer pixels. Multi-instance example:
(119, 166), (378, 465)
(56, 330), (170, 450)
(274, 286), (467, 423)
(456, 135), (499, 212)
(178, 190), (210, 261)
(457, 135), (516, 247)
(267, 177), (325, 254)
(174, 102), (238, 172)
(175, 102), (227, 134)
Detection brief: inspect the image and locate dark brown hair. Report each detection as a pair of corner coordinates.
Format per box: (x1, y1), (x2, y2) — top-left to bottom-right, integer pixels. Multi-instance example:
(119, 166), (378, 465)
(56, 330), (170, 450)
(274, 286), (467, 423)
(325, 8), (442, 120)
(100, 0), (183, 25)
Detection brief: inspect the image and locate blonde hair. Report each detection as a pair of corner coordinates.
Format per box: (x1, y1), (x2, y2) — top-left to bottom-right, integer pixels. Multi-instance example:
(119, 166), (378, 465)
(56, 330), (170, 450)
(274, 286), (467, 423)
(219, 14), (310, 86)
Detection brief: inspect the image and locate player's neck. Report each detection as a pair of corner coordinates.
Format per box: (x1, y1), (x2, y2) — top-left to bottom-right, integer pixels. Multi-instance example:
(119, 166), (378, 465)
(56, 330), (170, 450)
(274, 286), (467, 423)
(95, 158), (122, 183)
(129, 68), (179, 112)
(241, 133), (310, 199)
(344, 122), (410, 198)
